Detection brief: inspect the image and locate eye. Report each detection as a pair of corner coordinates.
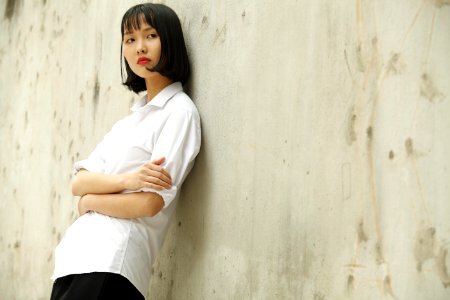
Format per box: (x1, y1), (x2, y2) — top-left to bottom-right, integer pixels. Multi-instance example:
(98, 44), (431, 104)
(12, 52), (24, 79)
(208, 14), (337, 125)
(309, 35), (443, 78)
(147, 33), (158, 39)
(124, 38), (134, 44)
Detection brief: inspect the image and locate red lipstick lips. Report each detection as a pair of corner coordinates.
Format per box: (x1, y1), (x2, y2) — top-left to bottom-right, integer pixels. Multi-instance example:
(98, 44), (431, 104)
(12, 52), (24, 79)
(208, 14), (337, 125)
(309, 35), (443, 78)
(137, 57), (150, 65)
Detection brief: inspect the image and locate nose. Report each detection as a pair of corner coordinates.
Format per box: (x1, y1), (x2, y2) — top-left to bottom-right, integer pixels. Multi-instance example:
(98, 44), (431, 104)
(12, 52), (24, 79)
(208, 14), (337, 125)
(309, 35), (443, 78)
(137, 40), (147, 54)
(137, 47), (147, 54)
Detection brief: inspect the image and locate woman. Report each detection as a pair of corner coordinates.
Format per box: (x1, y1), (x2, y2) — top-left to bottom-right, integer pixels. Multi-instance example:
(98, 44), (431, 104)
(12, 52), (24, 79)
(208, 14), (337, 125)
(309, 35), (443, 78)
(50, 3), (201, 299)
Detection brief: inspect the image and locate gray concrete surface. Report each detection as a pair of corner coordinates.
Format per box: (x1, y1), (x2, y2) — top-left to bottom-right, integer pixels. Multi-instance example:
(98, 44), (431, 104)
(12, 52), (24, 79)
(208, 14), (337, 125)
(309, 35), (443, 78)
(1, 0), (449, 299)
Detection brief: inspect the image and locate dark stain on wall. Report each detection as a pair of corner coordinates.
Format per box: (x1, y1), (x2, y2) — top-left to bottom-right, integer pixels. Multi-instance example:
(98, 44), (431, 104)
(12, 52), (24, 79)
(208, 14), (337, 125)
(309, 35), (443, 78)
(4, 0), (18, 20)
(93, 75), (100, 114)
(433, 0), (450, 8)
(375, 241), (384, 264)
(386, 52), (404, 75)
(14, 240), (21, 249)
(53, 29), (64, 38)
(405, 138), (414, 156)
(200, 16), (208, 31)
(346, 107), (357, 145)
(79, 93), (85, 107)
(68, 139), (74, 154)
(388, 150), (395, 160)
(80, 0), (90, 12)
(420, 73), (443, 102)
(357, 220), (368, 243)
(213, 24), (227, 45)
(383, 275), (395, 297)
(414, 226), (436, 271)
(413, 225), (450, 287)
(436, 246), (450, 287)
(366, 126), (373, 140)
(355, 43), (365, 72)
(346, 274), (354, 293)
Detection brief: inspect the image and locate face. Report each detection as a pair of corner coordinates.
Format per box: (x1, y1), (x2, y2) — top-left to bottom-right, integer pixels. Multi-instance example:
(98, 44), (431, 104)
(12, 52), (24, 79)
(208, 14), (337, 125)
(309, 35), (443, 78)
(122, 19), (162, 79)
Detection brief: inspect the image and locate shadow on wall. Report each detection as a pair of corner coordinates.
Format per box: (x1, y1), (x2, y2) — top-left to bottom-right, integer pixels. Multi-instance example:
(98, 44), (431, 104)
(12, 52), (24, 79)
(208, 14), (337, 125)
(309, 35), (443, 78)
(180, 74), (211, 265)
(149, 77), (212, 298)
(179, 130), (211, 254)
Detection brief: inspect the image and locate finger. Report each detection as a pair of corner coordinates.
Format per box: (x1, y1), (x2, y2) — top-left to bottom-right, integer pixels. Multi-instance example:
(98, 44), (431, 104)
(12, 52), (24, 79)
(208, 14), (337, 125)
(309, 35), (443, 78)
(146, 175), (171, 189)
(150, 157), (165, 165)
(142, 169), (171, 184)
(144, 182), (165, 191)
(158, 168), (172, 182)
(144, 165), (172, 182)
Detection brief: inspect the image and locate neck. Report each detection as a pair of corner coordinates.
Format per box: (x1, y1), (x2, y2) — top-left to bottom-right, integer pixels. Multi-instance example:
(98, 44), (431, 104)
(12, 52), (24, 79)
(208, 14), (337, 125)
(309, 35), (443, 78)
(145, 74), (174, 102)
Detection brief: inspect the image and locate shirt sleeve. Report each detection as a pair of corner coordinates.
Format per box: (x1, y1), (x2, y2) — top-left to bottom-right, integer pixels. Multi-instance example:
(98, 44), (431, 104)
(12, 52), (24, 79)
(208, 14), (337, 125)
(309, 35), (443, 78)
(139, 109), (201, 207)
(72, 134), (108, 175)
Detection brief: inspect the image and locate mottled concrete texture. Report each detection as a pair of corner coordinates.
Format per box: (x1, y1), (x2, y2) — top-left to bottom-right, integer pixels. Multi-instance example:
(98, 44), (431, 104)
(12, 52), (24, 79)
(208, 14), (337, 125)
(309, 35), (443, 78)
(1, 0), (450, 299)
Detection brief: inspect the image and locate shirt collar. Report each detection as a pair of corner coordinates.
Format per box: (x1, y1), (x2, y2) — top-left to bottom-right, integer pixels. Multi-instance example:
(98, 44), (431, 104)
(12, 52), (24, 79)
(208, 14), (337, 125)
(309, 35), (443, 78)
(131, 81), (183, 112)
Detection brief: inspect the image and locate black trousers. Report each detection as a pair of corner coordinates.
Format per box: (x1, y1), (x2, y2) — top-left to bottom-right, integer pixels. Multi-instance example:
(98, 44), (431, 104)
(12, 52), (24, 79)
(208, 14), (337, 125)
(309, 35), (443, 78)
(50, 272), (144, 300)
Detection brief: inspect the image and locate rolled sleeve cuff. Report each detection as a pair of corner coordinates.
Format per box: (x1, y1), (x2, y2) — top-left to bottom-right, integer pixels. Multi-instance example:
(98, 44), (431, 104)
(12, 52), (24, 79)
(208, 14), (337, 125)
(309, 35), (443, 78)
(73, 159), (104, 175)
(138, 186), (178, 208)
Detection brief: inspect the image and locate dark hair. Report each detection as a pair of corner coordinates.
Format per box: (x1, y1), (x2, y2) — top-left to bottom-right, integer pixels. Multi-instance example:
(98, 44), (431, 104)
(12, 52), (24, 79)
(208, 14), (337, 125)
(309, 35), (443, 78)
(120, 4), (190, 93)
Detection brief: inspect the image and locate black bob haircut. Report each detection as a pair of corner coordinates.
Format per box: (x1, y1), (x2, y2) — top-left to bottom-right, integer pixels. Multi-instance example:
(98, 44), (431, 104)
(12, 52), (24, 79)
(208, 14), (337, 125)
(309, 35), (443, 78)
(120, 4), (190, 93)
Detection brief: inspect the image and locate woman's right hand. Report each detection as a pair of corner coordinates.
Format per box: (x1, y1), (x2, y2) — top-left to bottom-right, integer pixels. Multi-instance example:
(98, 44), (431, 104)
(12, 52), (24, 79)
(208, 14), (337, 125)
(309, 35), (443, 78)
(122, 157), (172, 191)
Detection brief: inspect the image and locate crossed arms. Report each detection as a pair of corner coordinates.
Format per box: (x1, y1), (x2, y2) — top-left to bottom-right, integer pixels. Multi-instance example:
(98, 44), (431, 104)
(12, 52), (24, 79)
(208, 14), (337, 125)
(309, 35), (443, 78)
(73, 157), (172, 219)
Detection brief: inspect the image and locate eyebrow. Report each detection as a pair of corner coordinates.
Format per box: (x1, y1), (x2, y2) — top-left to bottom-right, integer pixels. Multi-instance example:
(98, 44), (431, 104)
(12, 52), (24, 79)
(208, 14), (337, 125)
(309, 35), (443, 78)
(124, 26), (156, 35)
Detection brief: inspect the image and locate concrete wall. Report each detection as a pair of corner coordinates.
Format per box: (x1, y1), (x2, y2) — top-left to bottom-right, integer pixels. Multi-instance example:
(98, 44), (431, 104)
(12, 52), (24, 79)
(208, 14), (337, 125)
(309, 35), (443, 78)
(1, 0), (449, 299)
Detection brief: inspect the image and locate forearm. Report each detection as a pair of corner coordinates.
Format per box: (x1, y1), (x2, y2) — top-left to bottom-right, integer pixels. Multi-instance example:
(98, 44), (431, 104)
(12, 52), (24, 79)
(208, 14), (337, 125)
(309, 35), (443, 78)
(79, 192), (164, 219)
(72, 160), (172, 196)
(72, 170), (126, 196)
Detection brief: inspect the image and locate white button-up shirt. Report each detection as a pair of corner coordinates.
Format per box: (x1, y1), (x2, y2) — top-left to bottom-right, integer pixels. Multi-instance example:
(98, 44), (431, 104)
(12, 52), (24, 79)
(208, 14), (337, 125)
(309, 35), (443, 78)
(51, 82), (201, 297)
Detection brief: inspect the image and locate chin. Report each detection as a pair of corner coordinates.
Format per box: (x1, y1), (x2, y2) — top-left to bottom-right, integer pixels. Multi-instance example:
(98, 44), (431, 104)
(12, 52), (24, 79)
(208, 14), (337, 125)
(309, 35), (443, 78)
(143, 71), (162, 79)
